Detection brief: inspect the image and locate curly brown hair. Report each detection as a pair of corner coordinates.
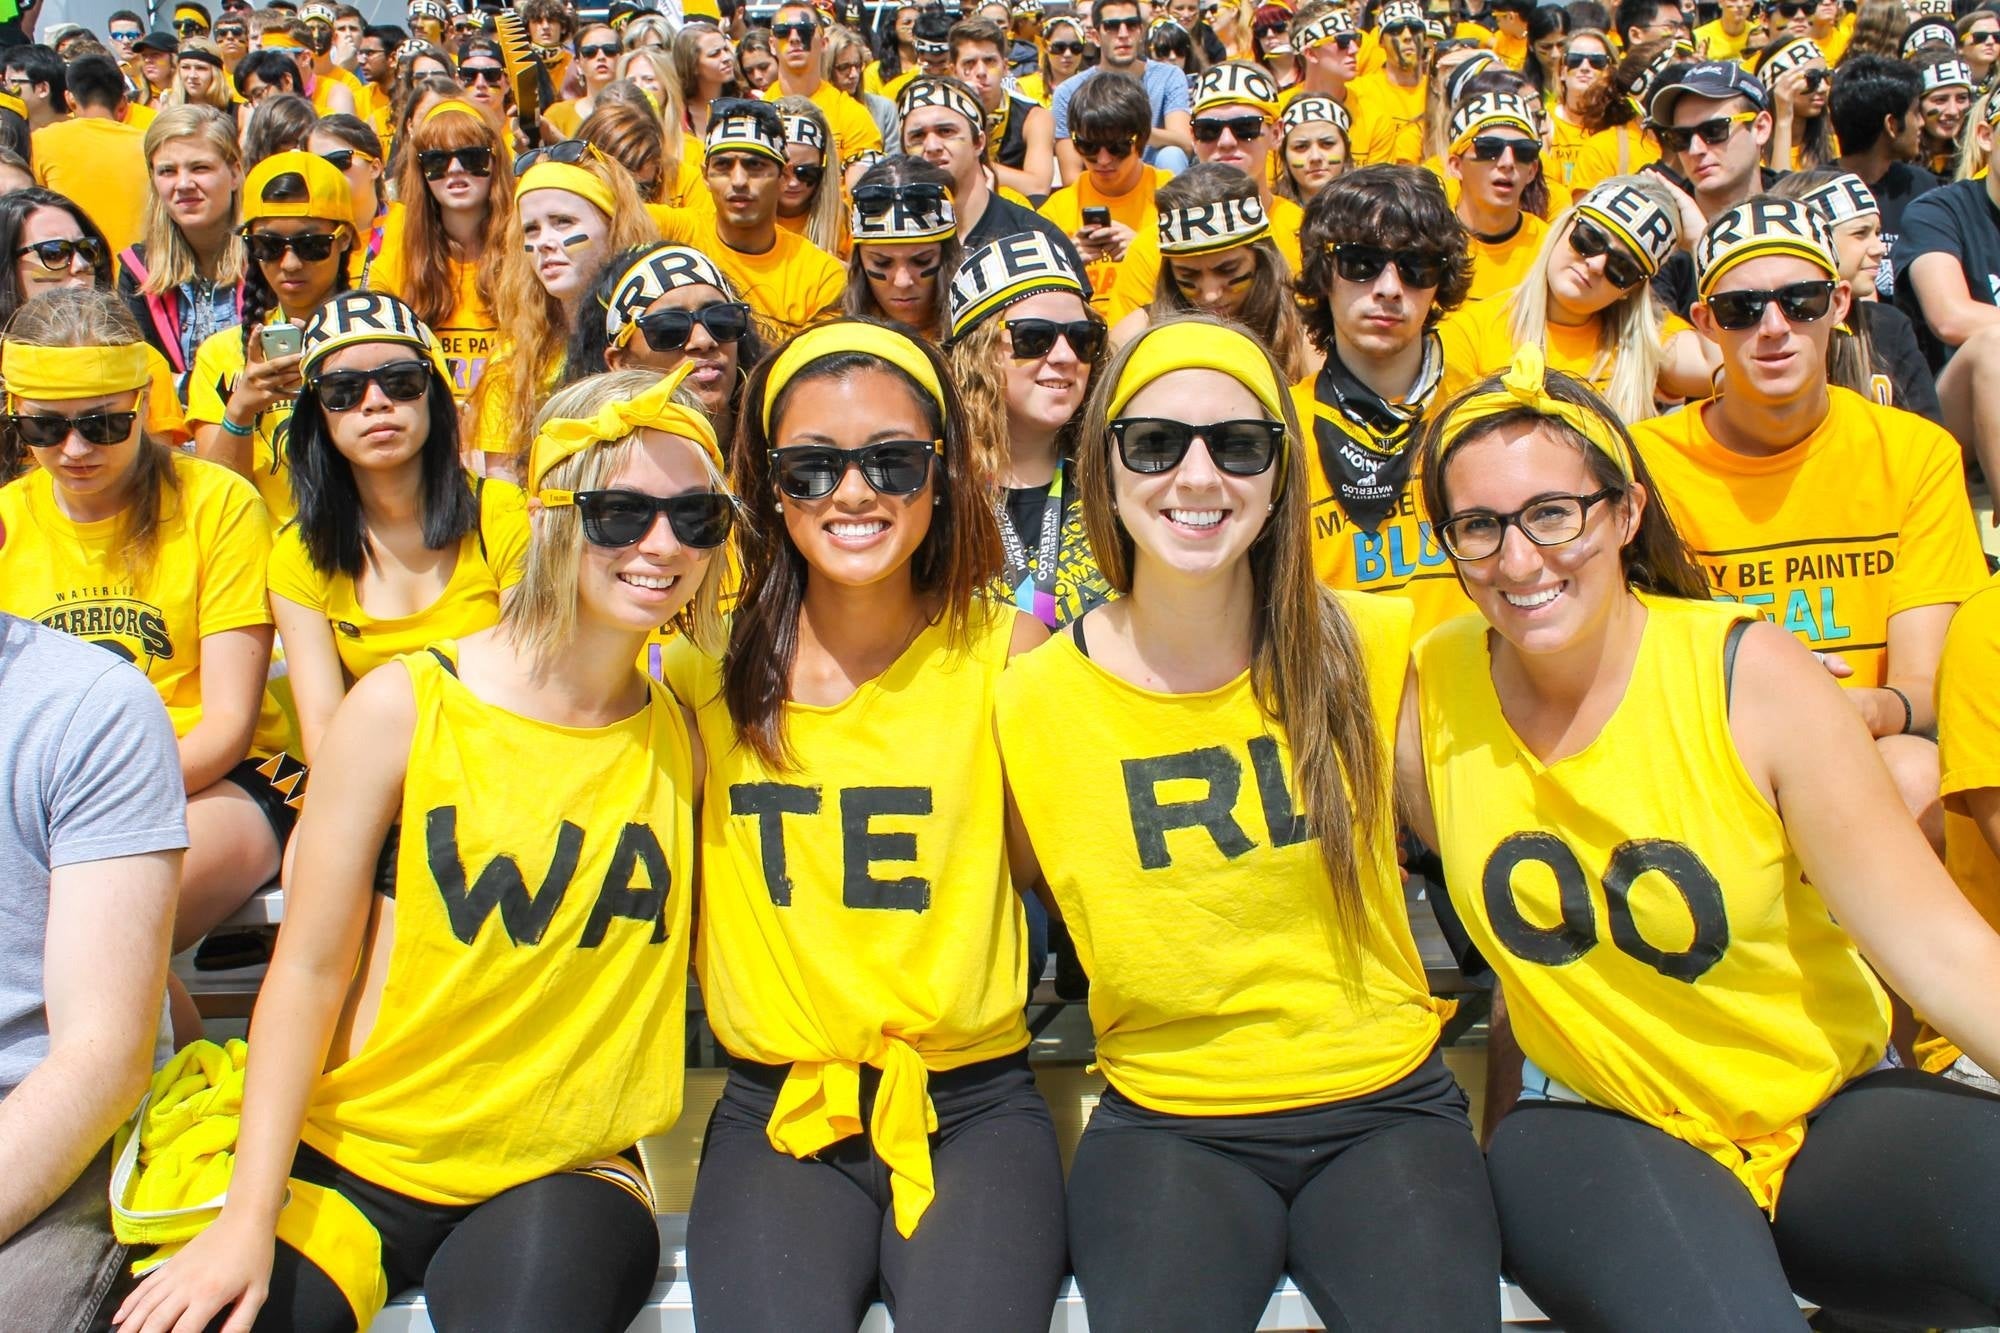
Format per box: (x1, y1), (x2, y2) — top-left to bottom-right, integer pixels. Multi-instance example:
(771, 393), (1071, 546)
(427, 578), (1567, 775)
(1295, 164), (1472, 351)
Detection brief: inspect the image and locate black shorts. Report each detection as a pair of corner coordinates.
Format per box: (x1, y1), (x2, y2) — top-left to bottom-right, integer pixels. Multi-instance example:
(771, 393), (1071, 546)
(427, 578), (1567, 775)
(220, 753), (306, 846)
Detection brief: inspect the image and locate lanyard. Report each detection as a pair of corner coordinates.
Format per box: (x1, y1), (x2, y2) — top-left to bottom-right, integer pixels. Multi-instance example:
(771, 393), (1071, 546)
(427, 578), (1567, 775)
(994, 462), (1066, 629)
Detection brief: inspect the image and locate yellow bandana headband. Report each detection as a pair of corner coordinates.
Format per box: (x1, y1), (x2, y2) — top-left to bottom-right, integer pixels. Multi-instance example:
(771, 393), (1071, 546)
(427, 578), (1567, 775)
(529, 361), (723, 497)
(761, 321), (946, 434)
(514, 161), (616, 218)
(1106, 320), (1290, 492)
(261, 30), (305, 49)
(2, 342), (153, 402)
(423, 100), (484, 125)
(1433, 343), (1634, 482)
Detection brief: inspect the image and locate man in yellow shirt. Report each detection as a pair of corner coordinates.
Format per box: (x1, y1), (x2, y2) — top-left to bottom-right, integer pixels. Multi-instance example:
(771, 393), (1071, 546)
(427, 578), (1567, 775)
(1694, 0), (1757, 64)
(761, 1), (884, 166)
(1346, 0), (1427, 165)
(1447, 90), (1549, 300)
(1633, 197), (1989, 839)
(29, 55), (149, 258)
(700, 99), (848, 338)
(1037, 70), (1163, 312)
(1280, 2), (1370, 143)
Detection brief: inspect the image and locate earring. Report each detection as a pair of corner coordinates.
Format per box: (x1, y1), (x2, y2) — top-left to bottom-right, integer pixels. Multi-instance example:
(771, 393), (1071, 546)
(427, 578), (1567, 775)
(772, 499), (784, 514)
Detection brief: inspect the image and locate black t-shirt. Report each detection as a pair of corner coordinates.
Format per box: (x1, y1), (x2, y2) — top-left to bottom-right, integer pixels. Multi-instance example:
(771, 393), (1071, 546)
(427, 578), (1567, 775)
(964, 193), (1095, 300)
(1858, 299), (1941, 425)
(1861, 160), (1944, 301)
(1891, 177), (2000, 372)
(1004, 483), (1049, 552)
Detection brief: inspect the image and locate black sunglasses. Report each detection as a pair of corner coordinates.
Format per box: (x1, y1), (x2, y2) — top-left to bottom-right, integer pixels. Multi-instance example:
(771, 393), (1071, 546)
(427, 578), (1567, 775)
(214, 25), (247, 37)
(173, 17), (207, 32)
(460, 63), (507, 84)
(1382, 21), (1425, 35)
(632, 301), (752, 351)
(1771, 2), (1808, 15)
(572, 489), (735, 548)
(1109, 417), (1283, 477)
(1098, 13), (1144, 29)
(1704, 279), (1838, 330)
(577, 40), (621, 56)
(784, 161), (825, 187)
(7, 410), (139, 447)
(1800, 67), (1827, 90)
(1466, 134), (1541, 163)
(14, 236), (106, 270)
(243, 229), (342, 263)
(1331, 242), (1448, 288)
(1073, 135), (1135, 158)
(1191, 113), (1266, 142)
(770, 439), (938, 499)
(852, 181), (947, 212)
(514, 139), (594, 173)
(1654, 112), (1755, 153)
(1047, 38), (1088, 53)
(1564, 50), (1610, 67)
(1567, 219), (1645, 289)
(418, 145), (495, 179)
(319, 147), (372, 170)
(1968, 27), (2000, 41)
(770, 20), (817, 40)
(1005, 317), (1104, 361)
(311, 359), (431, 411)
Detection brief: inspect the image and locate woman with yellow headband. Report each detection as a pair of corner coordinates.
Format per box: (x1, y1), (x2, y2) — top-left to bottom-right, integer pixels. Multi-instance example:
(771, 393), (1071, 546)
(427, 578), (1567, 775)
(369, 100), (513, 407)
(665, 318), (1066, 1330)
(113, 365), (731, 1333)
(467, 144), (658, 472)
(1405, 345), (2000, 1330)
(0, 288), (296, 1044)
(843, 155), (961, 338)
(187, 149), (357, 528)
(1758, 36), (1833, 171)
(995, 314), (1501, 1331)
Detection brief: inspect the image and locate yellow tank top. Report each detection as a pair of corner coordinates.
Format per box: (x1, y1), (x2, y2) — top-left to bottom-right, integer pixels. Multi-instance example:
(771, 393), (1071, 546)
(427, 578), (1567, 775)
(1416, 594), (1889, 1210)
(665, 603), (1030, 1238)
(302, 645), (695, 1205)
(995, 591), (1445, 1116)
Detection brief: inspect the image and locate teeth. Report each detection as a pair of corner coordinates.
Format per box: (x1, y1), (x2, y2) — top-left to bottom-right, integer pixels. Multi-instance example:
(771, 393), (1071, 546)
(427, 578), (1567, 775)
(1167, 509), (1224, 528)
(1503, 586), (1561, 608)
(829, 520), (887, 538)
(621, 573), (677, 590)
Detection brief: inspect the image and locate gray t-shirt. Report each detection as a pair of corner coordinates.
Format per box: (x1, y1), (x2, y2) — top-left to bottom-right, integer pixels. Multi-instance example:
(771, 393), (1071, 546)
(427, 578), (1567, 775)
(0, 613), (188, 1101)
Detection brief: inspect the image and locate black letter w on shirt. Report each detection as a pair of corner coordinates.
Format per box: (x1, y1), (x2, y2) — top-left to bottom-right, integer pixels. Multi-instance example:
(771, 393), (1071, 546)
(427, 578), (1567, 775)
(427, 806), (582, 945)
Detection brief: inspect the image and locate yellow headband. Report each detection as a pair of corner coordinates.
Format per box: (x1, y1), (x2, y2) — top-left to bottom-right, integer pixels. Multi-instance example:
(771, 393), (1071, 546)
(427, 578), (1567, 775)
(761, 322), (945, 434)
(1432, 343), (1633, 483)
(515, 161), (616, 218)
(1105, 321), (1290, 492)
(261, 30), (305, 48)
(528, 361), (723, 497)
(423, 100), (483, 125)
(2, 342), (153, 402)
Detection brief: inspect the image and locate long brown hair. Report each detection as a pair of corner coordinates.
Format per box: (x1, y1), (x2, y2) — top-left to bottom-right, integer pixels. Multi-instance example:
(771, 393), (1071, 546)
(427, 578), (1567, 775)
(946, 294), (1106, 487)
(1074, 313), (1390, 961)
(1152, 165), (1307, 381)
(394, 102), (514, 333)
(723, 319), (1003, 769)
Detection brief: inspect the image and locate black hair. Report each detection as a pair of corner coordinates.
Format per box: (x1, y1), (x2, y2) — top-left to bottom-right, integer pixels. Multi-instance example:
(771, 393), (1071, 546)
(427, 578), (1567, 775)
(1524, 3), (1569, 95)
(1566, 0), (1612, 28)
(62, 54), (127, 109)
(107, 8), (146, 27)
(1613, 0), (1667, 41)
(243, 91), (319, 165)
(235, 49), (305, 95)
(1070, 66), (1152, 144)
(1828, 53), (1922, 153)
(362, 23), (408, 46)
(1297, 164), (1473, 346)
(1092, 0), (1143, 20)
(2, 45), (65, 102)
(0, 187), (112, 327)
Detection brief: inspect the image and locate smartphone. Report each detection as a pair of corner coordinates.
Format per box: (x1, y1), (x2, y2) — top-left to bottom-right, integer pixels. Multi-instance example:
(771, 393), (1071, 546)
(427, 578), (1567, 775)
(1082, 205), (1112, 229)
(259, 322), (303, 360)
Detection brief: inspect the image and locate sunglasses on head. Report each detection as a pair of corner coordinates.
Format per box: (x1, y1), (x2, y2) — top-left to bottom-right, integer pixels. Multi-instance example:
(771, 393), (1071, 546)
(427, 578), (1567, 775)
(514, 139), (597, 172)
(1074, 134), (1135, 157)
(1005, 317), (1104, 360)
(460, 63), (507, 84)
(319, 147), (376, 170)
(565, 489), (736, 548)
(1047, 38), (1088, 53)
(1191, 113), (1266, 142)
(243, 229), (342, 263)
(418, 145), (495, 179)
(1567, 219), (1646, 289)
(770, 439), (939, 499)
(577, 40), (621, 56)
(852, 181), (948, 212)
(14, 236), (106, 271)
(1108, 417), (1283, 477)
(783, 161), (825, 187)
(1564, 50), (1610, 67)
(1704, 278), (1837, 329)
(632, 301), (753, 351)
(1654, 110), (1758, 153)
(6, 410), (138, 448)
(311, 359), (431, 411)
(1466, 134), (1540, 162)
(1331, 242), (1448, 288)
(770, 19), (817, 40)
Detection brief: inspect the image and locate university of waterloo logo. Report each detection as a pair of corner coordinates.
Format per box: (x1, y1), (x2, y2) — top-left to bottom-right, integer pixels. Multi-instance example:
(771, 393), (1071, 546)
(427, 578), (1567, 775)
(34, 586), (173, 670)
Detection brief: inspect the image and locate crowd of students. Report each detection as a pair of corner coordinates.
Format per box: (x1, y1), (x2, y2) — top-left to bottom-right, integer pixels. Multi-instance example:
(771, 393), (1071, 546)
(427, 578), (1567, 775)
(3, 0), (2000, 1329)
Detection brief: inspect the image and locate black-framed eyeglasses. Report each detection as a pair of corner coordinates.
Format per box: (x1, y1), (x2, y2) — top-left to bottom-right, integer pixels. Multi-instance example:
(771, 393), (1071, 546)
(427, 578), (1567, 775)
(1563, 50), (1610, 68)
(418, 145), (495, 179)
(6, 410), (139, 448)
(1703, 279), (1838, 330)
(1466, 134), (1540, 163)
(311, 359), (431, 411)
(1331, 242), (1448, 289)
(783, 161), (825, 187)
(319, 147), (376, 171)
(14, 237), (106, 271)
(1005, 317), (1105, 361)
(563, 488), (736, 548)
(460, 63), (507, 84)
(513, 139), (595, 173)
(770, 439), (940, 499)
(630, 301), (753, 351)
(1567, 219), (1645, 289)
(1073, 134), (1135, 158)
(1108, 417), (1283, 477)
(852, 181), (947, 213)
(1047, 38), (1088, 53)
(1191, 113), (1266, 142)
(770, 20), (817, 41)
(243, 230), (341, 263)
(1653, 110), (1757, 153)
(1437, 488), (1618, 560)
(577, 40), (622, 57)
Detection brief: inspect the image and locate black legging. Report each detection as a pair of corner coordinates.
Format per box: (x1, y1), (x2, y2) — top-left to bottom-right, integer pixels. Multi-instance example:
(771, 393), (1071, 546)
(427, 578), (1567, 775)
(687, 1050), (1067, 1333)
(1065, 1051), (1502, 1333)
(1486, 1069), (2000, 1332)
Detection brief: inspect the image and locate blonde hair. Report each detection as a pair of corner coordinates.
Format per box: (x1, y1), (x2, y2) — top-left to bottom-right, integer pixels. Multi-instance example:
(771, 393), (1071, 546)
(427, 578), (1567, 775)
(946, 317), (1012, 485)
(505, 369), (731, 664)
(612, 49), (689, 172)
(1506, 175), (1672, 424)
(1956, 91), (1995, 182)
(772, 94), (846, 256)
(138, 106), (248, 293)
(165, 39), (233, 110)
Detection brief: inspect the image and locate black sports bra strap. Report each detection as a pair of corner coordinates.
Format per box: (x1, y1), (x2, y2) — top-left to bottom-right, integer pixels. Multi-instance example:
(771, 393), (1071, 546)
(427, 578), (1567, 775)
(1071, 611), (1090, 659)
(426, 645), (459, 677)
(1723, 616), (1751, 711)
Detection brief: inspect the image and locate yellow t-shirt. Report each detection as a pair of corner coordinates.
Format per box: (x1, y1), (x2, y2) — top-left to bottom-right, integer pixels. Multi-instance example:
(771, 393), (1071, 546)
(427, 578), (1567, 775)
(1547, 110), (1594, 189)
(1464, 211), (1549, 303)
(1416, 593), (1889, 1211)
(310, 65), (363, 117)
(1631, 388), (1989, 686)
(864, 60), (920, 102)
(762, 78), (884, 165)
(1813, 16), (1852, 65)
(1346, 70), (1425, 165)
(995, 591), (1446, 1114)
(302, 644), (694, 1206)
(702, 218), (847, 341)
(1918, 572), (2000, 1072)
(1105, 191), (1304, 323)
(266, 477), (530, 683)
(367, 208), (500, 402)
(1437, 290), (1695, 401)
(1036, 167), (1167, 315)
(664, 604), (1032, 1237)
(544, 97), (585, 140)
(30, 116), (150, 257)
(1694, 18), (1755, 64)
(185, 328), (295, 529)
(0, 452), (289, 756)
(1571, 121), (1659, 193)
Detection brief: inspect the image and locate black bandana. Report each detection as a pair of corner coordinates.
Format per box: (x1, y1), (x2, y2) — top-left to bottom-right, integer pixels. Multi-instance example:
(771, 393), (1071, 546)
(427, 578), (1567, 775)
(1310, 333), (1442, 534)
